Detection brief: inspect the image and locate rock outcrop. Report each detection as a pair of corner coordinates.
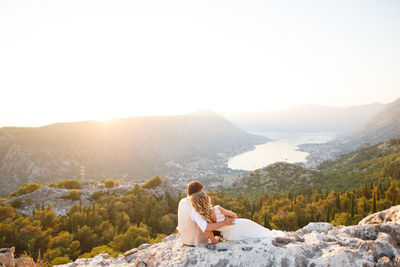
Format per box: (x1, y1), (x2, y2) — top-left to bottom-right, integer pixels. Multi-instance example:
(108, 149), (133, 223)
(0, 247), (38, 267)
(54, 205), (400, 267)
(359, 205), (400, 225)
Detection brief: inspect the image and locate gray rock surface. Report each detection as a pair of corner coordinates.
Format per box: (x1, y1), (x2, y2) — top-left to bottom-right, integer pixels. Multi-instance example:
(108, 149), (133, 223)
(55, 205), (400, 267)
(359, 205), (400, 225)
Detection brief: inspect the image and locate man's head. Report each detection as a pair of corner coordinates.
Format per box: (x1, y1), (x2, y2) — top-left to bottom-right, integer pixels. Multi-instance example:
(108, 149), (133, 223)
(187, 180), (203, 196)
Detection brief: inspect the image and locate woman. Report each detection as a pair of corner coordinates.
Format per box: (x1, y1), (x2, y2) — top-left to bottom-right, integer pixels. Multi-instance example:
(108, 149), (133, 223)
(190, 191), (283, 244)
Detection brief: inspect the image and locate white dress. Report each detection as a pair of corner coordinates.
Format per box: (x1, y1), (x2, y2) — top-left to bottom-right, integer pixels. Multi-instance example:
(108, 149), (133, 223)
(214, 205), (284, 241)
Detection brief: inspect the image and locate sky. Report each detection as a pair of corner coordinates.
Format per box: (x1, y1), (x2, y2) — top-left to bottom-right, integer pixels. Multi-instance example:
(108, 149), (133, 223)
(1, 0), (399, 127)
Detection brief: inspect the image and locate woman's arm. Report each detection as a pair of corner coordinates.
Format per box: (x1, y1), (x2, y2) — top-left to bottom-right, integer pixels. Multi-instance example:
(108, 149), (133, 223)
(205, 230), (219, 244)
(219, 206), (238, 218)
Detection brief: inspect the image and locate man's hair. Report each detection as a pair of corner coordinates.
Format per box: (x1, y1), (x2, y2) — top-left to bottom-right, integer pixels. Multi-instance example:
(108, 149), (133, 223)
(187, 181), (203, 196)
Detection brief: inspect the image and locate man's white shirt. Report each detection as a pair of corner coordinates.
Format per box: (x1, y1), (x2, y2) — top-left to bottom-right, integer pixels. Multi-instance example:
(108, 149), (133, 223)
(187, 197), (208, 232)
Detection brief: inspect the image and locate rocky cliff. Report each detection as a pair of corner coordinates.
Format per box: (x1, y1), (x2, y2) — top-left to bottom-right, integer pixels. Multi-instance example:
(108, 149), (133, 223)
(55, 205), (400, 267)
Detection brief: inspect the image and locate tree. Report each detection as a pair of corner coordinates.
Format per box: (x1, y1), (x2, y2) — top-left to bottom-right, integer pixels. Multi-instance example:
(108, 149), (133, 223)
(143, 176), (162, 189)
(0, 205), (16, 221)
(10, 199), (22, 209)
(75, 226), (99, 253)
(109, 224), (150, 252)
(57, 179), (81, 189)
(9, 183), (42, 197)
(66, 189), (81, 201)
(103, 178), (116, 194)
(159, 214), (176, 234)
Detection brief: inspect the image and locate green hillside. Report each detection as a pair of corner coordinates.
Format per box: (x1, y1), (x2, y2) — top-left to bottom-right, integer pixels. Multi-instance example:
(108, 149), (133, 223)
(229, 138), (400, 196)
(318, 138), (400, 191)
(229, 162), (322, 195)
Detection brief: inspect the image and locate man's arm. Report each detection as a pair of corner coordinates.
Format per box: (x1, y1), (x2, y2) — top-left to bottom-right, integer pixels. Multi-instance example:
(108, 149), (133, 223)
(204, 218), (235, 244)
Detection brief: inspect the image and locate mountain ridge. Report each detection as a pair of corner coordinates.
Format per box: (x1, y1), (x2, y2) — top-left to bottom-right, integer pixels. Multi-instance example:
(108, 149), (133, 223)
(223, 102), (386, 133)
(298, 97), (400, 166)
(0, 112), (267, 197)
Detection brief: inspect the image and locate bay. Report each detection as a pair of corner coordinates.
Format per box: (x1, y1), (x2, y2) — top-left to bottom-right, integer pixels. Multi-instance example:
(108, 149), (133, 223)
(228, 132), (334, 171)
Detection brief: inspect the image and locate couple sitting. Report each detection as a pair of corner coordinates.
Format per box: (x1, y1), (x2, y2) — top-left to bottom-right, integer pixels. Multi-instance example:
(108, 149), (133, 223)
(177, 181), (281, 246)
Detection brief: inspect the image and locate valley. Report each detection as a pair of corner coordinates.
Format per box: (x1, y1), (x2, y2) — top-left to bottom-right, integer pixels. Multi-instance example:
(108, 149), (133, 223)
(1, 98), (400, 266)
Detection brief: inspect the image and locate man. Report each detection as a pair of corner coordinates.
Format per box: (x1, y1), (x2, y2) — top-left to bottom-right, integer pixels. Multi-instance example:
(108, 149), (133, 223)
(176, 180), (235, 246)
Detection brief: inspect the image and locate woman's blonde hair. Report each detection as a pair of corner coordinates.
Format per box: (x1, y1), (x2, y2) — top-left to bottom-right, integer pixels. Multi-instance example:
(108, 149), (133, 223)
(190, 191), (213, 223)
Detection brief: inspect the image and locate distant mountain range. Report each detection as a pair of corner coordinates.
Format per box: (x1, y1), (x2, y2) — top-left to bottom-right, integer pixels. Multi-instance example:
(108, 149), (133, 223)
(297, 97), (400, 165)
(0, 111), (267, 197)
(223, 102), (386, 133)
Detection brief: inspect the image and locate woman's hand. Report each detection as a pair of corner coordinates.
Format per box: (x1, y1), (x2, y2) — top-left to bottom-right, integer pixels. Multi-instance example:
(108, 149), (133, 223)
(220, 206), (238, 219)
(211, 236), (221, 244)
(205, 230), (220, 244)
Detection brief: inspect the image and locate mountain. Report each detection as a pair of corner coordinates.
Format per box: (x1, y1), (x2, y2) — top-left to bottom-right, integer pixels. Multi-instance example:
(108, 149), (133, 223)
(223, 102), (386, 133)
(356, 97), (400, 145)
(54, 205), (400, 267)
(298, 97), (400, 166)
(0, 111), (267, 197)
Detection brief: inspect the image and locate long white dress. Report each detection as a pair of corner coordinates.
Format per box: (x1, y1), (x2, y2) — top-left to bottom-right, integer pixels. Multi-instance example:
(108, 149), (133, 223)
(214, 205), (284, 241)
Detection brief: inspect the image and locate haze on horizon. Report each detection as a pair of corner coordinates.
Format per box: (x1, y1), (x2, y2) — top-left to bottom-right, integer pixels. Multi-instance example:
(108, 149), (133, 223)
(1, 0), (399, 127)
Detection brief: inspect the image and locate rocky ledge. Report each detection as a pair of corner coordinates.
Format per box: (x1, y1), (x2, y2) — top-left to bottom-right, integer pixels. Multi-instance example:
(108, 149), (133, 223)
(56, 205), (400, 267)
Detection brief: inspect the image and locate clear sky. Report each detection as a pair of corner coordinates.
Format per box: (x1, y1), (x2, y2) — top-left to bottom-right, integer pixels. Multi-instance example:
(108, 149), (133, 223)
(1, 0), (399, 127)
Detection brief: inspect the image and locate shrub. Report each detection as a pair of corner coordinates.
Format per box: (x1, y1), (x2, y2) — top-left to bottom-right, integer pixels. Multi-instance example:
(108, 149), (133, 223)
(103, 178), (115, 189)
(159, 214), (176, 234)
(57, 179), (81, 189)
(49, 231), (74, 249)
(0, 205), (15, 220)
(10, 198), (22, 209)
(90, 191), (104, 201)
(51, 256), (71, 265)
(143, 176), (162, 189)
(48, 182), (57, 188)
(64, 189), (81, 201)
(79, 245), (119, 259)
(9, 183), (42, 197)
